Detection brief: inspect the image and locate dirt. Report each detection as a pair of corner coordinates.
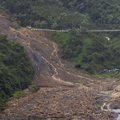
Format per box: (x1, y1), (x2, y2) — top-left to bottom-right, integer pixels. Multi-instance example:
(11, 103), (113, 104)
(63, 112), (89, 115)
(0, 14), (120, 120)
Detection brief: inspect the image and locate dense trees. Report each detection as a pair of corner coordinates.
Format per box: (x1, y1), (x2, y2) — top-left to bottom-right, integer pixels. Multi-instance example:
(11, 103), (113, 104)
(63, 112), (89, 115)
(59, 0), (120, 29)
(1, 0), (120, 29)
(0, 0), (91, 29)
(0, 35), (35, 110)
(52, 31), (120, 74)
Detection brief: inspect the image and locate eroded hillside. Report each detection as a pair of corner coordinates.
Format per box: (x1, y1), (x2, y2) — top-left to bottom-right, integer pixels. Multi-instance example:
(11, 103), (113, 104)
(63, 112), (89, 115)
(0, 14), (120, 120)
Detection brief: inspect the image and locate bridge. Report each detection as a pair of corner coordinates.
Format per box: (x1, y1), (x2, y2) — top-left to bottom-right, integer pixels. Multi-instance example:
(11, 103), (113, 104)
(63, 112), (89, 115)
(88, 29), (120, 32)
(28, 27), (120, 33)
(31, 28), (66, 32)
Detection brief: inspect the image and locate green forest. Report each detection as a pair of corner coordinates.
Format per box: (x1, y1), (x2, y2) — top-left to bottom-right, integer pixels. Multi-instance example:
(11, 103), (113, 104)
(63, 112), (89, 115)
(0, 35), (35, 110)
(1, 0), (120, 29)
(58, 0), (120, 29)
(0, 0), (90, 29)
(52, 31), (120, 75)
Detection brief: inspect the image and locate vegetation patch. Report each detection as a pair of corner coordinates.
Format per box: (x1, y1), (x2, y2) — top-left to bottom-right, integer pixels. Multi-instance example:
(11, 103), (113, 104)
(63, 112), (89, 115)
(12, 90), (26, 98)
(1, 0), (120, 29)
(0, 35), (35, 110)
(52, 31), (120, 76)
(29, 85), (40, 93)
(0, 0), (90, 29)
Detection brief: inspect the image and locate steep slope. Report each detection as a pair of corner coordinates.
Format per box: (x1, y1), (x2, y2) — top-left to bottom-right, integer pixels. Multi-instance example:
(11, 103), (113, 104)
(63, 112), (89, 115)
(0, 16), (35, 110)
(0, 14), (120, 120)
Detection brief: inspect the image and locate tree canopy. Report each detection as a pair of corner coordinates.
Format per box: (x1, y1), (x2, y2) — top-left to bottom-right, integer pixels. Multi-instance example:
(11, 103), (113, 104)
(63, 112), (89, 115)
(0, 0), (91, 29)
(1, 0), (120, 29)
(52, 31), (120, 74)
(0, 35), (35, 110)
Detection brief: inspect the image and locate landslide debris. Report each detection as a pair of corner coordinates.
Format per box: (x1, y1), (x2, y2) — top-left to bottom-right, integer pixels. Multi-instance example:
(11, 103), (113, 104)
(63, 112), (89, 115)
(0, 14), (119, 120)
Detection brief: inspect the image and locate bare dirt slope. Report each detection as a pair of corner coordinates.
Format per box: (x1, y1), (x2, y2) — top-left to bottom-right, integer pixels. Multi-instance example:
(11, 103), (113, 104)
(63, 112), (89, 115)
(0, 14), (120, 120)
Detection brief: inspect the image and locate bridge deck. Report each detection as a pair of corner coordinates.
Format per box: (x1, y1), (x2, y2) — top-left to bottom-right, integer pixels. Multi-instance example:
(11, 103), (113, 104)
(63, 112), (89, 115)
(29, 28), (120, 33)
(88, 30), (120, 32)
